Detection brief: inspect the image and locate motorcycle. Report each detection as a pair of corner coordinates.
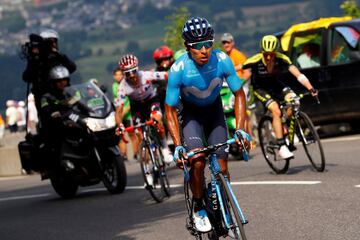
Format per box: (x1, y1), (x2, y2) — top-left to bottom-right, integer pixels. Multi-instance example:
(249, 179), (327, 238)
(220, 84), (243, 159)
(18, 82), (127, 198)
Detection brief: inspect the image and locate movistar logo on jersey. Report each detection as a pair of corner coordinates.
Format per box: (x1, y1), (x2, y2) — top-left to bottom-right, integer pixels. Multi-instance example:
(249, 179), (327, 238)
(183, 77), (222, 99)
(171, 61), (184, 72)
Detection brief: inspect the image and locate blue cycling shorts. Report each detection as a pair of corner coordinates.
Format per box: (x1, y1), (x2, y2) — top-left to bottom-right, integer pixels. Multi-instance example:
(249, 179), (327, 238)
(178, 97), (229, 160)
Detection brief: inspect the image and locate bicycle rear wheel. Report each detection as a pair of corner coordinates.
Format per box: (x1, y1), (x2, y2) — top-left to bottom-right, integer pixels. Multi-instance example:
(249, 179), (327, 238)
(297, 112), (325, 172)
(218, 174), (247, 240)
(139, 142), (169, 202)
(258, 115), (289, 174)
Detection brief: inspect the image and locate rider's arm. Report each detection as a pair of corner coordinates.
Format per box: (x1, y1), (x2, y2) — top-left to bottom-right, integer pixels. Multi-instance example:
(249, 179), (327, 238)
(234, 88), (247, 130)
(164, 65), (182, 146)
(114, 85), (127, 126)
(115, 104), (124, 126)
(148, 71), (168, 82)
(165, 105), (182, 146)
(288, 65), (317, 93)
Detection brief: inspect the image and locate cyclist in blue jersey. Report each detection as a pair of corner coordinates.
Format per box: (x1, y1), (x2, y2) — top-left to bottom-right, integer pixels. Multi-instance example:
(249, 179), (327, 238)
(165, 17), (250, 233)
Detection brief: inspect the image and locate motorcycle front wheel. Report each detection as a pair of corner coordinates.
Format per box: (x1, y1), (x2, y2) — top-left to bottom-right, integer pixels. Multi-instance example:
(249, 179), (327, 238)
(50, 174), (79, 198)
(102, 153), (127, 194)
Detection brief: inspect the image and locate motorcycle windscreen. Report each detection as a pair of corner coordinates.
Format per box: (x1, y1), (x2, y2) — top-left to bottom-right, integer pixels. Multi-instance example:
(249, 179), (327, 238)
(64, 81), (113, 118)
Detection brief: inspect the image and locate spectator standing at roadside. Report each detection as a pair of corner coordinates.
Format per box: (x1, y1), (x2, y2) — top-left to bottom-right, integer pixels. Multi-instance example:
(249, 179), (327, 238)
(27, 93), (38, 135)
(221, 33), (256, 147)
(6, 100), (18, 133)
(17, 101), (26, 132)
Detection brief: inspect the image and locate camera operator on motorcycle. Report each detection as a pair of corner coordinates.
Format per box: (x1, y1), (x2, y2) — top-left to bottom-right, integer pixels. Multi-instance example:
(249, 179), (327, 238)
(22, 29), (76, 110)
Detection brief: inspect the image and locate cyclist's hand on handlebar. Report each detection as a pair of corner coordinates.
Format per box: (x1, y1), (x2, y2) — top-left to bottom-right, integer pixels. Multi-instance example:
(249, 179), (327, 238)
(174, 145), (187, 169)
(309, 88), (318, 97)
(234, 129), (251, 152)
(115, 123), (125, 136)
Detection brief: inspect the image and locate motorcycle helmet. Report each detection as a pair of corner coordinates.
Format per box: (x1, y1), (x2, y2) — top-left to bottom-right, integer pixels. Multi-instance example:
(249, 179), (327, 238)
(49, 65), (70, 81)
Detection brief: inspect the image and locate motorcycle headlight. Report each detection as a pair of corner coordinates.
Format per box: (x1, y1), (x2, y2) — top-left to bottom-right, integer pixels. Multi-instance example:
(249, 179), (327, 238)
(83, 112), (116, 132)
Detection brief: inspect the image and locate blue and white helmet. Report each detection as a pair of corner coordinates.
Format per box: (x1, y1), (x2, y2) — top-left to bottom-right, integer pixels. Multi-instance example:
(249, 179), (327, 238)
(182, 17), (214, 43)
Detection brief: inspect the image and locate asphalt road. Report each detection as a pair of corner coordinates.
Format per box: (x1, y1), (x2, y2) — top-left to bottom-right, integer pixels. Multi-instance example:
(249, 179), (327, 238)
(1, 134), (360, 240)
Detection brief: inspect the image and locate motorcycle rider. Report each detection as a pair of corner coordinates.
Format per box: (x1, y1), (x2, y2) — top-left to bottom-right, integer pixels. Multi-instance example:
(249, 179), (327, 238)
(22, 29), (76, 110)
(39, 65), (72, 165)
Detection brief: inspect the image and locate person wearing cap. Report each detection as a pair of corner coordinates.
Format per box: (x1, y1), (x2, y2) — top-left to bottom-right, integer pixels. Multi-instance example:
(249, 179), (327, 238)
(165, 17), (250, 233)
(221, 33), (256, 149)
(22, 29), (76, 110)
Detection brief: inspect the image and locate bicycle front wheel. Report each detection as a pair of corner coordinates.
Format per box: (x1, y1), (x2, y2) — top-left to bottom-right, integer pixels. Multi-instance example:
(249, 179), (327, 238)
(218, 174), (247, 240)
(297, 112), (325, 172)
(258, 115), (289, 174)
(139, 142), (169, 202)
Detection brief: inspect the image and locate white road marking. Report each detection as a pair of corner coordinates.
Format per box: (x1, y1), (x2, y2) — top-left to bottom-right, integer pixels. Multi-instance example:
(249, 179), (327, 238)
(355, 185), (360, 188)
(322, 135), (360, 143)
(0, 181), (322, 202)
(0, 193), (50, 202)
(231, 181), (321, 185)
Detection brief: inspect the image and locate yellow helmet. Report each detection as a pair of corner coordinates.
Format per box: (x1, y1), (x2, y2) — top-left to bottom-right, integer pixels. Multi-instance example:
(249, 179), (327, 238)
(260, 35), (279, 52)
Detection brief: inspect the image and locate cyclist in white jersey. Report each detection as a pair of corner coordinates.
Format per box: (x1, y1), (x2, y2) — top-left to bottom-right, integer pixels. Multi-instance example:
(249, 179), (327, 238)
(115, 54), (173, 164)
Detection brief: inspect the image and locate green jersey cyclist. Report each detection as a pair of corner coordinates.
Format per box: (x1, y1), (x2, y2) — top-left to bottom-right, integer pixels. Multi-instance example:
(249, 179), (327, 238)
(165, 17), (250, 233)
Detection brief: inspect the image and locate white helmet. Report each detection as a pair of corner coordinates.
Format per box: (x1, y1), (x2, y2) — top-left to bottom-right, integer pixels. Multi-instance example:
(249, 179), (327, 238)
(40, 29), (59, 39)
(49, 65), (70, 81)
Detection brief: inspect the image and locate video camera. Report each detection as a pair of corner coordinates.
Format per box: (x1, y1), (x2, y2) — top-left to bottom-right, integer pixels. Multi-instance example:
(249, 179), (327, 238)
(20, 33), (53, 61)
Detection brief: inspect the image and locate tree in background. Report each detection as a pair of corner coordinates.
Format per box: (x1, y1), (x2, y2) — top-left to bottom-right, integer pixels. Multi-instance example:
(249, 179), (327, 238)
(164, 7), (190, 51)
(341, 0), (360, 17)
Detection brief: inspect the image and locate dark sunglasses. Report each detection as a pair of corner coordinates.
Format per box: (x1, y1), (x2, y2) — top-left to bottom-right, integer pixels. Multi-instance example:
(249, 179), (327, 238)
(222, 41), (231, 44)
(187, 40), (214, 50)
(123, 68), (138, 78)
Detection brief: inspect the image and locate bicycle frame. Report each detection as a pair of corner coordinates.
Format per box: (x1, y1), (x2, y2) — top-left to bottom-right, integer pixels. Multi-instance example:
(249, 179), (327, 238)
(181, 137), (249, 236)
(207, 153), (248, 228)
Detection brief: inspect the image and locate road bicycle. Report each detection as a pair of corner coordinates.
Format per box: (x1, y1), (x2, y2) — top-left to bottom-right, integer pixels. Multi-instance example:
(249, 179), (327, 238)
(122, 120), (170, 202)
(179, 131), (249, 240)
(258, 94), (325, 174)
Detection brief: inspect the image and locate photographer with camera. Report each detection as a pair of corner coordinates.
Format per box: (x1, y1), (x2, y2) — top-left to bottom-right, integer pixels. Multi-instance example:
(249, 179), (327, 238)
(22, 29), (76, 110)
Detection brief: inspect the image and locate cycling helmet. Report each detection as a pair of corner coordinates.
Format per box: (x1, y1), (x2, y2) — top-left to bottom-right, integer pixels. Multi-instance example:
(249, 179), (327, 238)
(49, 65), (70, 81)
(260, 35), (279, 52)
(118, 54), (138, 71)
(153, 46), (173, 61)
(182, 17), (214, 43)
(40, 29), (59, 40)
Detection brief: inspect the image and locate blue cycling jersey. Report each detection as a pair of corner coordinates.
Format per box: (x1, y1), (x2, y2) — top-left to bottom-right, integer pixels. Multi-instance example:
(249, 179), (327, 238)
(165, 49), (245, 107)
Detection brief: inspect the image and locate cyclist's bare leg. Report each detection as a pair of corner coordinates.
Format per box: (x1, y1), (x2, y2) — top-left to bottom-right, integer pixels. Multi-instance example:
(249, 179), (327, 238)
(119, 140), (127, 156)
(268, 102), (283, 139)
(218, 158), (229, 177)
(190, 157), (206, 198)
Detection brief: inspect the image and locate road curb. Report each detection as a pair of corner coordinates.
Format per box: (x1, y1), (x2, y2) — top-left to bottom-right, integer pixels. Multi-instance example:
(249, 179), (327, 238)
(0, 146), (22, 177)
